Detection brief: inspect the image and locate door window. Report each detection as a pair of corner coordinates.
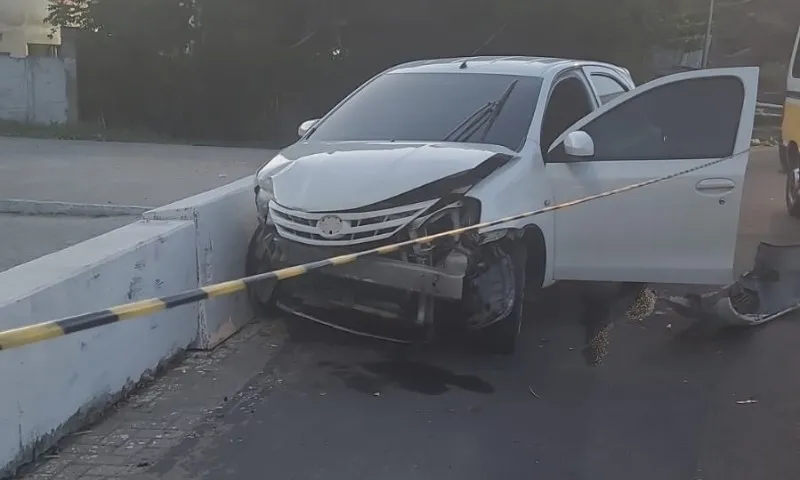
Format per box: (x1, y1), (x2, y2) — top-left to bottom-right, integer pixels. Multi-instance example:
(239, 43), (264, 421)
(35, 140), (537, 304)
(551, 76), (744, 162)
(590, 74), (628, 104)
(540, 76), (595, 154)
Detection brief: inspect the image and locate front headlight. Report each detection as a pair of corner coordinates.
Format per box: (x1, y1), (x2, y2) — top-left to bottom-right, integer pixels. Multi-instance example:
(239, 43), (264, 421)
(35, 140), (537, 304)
(255, 177), (274, 218)
(409, 198), (481, 254)
(254, 156), (291, 218)
(256, 156), (291, 188)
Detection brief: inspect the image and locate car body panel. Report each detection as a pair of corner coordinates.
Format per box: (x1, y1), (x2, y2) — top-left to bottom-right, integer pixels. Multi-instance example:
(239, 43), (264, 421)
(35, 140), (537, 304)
(545, 67), (758, 285)
(255, 57), (757, 294)
(270, 141), (516, 212)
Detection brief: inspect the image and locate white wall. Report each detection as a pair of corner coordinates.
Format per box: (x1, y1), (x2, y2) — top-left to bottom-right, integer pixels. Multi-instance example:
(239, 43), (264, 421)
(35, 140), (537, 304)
(144, 176), (259, 349)
(0, 220), (199, 476)
(0, 56), (68, 124)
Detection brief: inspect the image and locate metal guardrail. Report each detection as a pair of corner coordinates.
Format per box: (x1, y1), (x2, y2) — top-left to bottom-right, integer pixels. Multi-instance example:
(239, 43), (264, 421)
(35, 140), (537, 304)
(756, 102), (784, 118)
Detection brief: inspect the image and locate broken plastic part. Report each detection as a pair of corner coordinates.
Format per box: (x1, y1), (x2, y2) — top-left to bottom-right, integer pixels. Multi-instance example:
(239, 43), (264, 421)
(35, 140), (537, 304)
(665, 242), (800, 326)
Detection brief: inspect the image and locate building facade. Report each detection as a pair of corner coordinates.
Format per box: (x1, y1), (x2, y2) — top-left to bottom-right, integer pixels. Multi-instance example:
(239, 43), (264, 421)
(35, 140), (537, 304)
(0, 0), (61, 58)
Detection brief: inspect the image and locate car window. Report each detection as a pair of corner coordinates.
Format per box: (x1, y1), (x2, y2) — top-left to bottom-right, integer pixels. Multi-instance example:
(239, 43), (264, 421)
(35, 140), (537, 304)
(307, 72), (543, 151)
(552, 76), (744, 162)
(540, 76), (595, 153)
(590, 74), (628, 104)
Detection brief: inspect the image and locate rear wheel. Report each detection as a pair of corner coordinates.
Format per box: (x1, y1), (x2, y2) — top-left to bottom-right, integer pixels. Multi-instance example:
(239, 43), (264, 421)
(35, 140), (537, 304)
(476, 243), (527, 355)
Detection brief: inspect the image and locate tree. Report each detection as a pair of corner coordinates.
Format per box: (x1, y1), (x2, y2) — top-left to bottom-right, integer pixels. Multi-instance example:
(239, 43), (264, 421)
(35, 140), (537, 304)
(45, 0), (702, 143)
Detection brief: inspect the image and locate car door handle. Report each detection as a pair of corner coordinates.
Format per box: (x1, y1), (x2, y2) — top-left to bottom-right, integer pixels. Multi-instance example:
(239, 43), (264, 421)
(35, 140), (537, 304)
(695, 178), (736, 195)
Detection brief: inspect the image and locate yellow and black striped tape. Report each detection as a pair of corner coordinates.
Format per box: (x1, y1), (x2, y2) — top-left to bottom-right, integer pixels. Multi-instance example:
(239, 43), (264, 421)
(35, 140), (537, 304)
(0, 150), (746, 351)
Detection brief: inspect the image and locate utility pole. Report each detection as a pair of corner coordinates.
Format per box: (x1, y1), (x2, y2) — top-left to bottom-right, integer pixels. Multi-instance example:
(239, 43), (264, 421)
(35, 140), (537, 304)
(700, 0), (716, 68)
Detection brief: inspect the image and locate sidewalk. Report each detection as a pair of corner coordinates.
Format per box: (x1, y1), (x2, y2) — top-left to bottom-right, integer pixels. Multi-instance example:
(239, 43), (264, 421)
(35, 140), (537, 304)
(15, 319), (285, 480)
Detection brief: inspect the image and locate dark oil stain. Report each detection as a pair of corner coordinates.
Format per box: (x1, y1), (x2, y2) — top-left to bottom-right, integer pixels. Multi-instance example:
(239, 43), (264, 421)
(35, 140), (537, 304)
(324, 360), (493, 396)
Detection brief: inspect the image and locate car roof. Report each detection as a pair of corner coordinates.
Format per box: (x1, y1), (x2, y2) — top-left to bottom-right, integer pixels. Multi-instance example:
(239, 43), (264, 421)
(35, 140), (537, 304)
(387, 56), (624, 79)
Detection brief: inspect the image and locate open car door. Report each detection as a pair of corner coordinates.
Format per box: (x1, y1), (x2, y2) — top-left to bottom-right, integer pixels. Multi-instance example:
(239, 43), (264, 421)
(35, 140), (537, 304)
(545, 67), (758, 285)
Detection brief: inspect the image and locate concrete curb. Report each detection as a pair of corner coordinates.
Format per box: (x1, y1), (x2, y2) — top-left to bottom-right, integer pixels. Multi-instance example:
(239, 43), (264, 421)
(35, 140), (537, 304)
(0, 198), (150, 217)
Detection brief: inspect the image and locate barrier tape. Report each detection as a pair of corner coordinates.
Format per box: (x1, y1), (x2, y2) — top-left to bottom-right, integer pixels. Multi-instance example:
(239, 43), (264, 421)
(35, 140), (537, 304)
(0, 149), (748, 351)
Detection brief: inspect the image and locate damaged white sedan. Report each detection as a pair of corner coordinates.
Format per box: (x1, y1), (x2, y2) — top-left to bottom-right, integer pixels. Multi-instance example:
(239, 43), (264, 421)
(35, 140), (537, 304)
(246, 56), (758, 354)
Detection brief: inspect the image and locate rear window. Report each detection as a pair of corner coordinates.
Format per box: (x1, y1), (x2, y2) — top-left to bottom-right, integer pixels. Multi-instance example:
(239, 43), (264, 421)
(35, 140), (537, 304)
(307, 72), (544, 151)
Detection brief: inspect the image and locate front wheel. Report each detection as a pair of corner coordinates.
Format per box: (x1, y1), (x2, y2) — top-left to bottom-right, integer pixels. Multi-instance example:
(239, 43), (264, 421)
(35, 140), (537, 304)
(786, 165), (800, 218)
(245, 223), (280, 314)
(476, 243), (527, 355)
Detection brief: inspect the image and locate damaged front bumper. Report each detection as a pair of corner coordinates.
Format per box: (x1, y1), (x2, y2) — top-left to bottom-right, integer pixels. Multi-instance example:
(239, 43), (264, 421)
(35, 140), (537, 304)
(665, 242), (800, 326)
(270, 234), (468, 300)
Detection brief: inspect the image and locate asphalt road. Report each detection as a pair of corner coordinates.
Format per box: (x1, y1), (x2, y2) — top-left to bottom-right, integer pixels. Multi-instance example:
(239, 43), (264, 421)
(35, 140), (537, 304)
(0, 137), (270, 206)
(0, 138), (274, 273)
(147, 147), (800, 480)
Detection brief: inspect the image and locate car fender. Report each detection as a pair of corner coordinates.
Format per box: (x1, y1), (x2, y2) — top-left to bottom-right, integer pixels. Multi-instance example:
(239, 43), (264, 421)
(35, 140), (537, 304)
(466, 152), (556, 286)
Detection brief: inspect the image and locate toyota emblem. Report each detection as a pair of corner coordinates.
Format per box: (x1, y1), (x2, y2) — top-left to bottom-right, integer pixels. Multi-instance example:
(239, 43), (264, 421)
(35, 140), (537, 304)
(317, 215), (345, 238)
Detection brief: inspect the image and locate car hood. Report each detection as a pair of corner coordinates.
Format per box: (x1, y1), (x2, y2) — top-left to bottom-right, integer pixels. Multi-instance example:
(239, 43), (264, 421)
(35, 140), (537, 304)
(269, 141), (517, 212)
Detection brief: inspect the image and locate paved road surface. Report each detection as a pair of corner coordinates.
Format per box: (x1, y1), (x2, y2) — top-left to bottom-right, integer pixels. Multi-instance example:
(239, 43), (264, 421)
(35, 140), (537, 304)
(146, 147), (800, 480)
(0, 138), (274, 273)
(0, 137), (270, 206)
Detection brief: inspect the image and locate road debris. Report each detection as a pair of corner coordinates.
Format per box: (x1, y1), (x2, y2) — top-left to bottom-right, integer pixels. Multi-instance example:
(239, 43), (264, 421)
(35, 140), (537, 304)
(528, 386), (541, 399)
(665, 242), (800, 327)
(736, 399), (758, 405)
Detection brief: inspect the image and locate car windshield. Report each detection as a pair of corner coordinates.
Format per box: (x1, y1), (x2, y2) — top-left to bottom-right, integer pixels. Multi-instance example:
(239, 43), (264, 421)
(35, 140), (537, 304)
(306, 72), (544, 151)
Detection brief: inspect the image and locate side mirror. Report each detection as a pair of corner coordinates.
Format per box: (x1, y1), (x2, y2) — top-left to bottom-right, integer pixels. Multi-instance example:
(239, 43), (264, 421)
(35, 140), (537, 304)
(298, 119), (319, 138)
(563, 131), (594, 158)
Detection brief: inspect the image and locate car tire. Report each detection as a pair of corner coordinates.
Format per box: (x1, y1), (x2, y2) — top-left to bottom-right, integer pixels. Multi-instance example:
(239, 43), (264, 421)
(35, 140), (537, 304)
(786, 148), (800, 218)
(245, 223), (279, 315)
(779, 143), (789, 173)
(477, 243), (527, 355)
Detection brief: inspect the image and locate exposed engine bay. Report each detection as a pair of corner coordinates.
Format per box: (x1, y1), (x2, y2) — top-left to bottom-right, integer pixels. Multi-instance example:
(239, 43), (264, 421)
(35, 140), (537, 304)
(247, 195), (524, 344)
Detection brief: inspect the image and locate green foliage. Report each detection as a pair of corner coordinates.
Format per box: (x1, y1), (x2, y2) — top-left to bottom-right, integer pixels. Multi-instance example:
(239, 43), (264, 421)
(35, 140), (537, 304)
(44, 0), (792, 144)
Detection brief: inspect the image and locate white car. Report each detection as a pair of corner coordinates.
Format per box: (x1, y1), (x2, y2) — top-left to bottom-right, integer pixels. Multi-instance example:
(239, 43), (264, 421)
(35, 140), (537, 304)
(247, 56), (758, 354)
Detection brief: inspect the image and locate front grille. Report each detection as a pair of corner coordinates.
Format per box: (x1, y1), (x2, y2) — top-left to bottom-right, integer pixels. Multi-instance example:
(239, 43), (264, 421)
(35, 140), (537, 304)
(269, 200), (436, 246)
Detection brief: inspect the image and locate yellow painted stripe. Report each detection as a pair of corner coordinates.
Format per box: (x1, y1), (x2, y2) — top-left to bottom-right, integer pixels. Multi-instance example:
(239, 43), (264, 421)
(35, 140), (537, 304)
(375, 245), (400, 254)
(203, 280), (247, 298)
(329, 254), (359, 265)
(0, 322), (65, 349)
(109, 298), (167, 320)
(274, 265), (308, 280)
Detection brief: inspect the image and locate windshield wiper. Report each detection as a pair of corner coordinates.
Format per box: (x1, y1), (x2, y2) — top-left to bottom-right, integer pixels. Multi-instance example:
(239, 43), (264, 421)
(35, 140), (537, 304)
(443, 79), (519, 143)
(479, 79), (517, 142)
(443, 102), (494, 142)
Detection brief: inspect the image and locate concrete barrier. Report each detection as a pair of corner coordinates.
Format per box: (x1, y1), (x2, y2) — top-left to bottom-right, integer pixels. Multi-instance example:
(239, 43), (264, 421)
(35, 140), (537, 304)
(0, 220), (199, 477)
(144, 175), (258, 349)
(0, 174), (261, 475)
